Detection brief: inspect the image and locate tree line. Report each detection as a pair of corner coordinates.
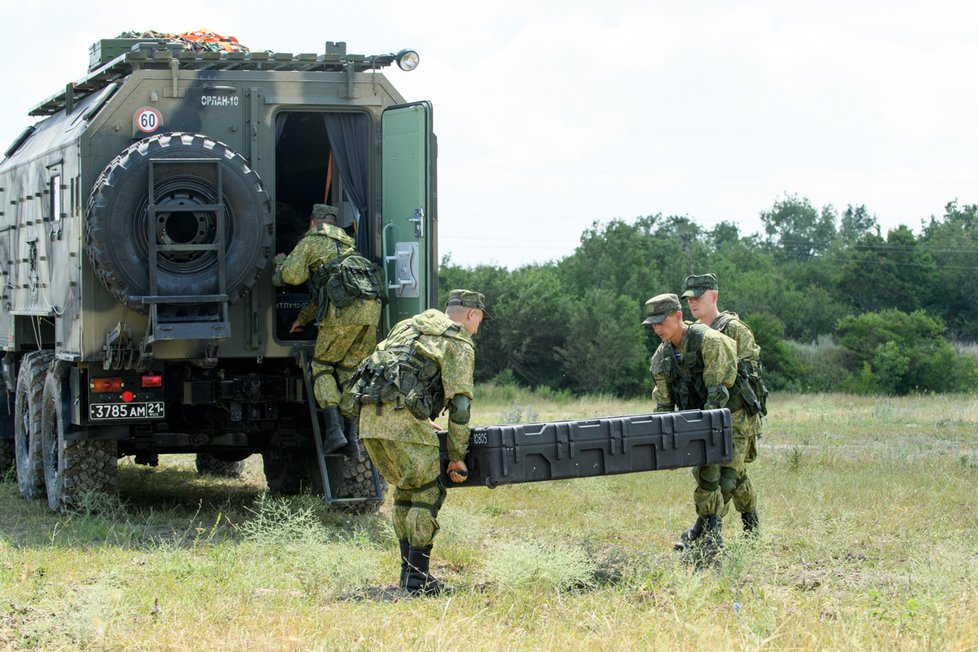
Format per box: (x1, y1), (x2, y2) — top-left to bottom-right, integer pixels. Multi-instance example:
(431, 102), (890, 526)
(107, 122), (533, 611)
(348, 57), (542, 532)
(436, 196), (978, 397)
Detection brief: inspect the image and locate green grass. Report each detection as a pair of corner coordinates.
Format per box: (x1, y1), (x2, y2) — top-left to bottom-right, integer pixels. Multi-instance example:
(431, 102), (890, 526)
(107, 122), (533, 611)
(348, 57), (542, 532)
(2, 391), (978, 650)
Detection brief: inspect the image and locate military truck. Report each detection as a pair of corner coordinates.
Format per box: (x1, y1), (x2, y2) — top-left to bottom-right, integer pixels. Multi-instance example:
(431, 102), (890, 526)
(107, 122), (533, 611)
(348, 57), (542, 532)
(0, 35), (436, 512)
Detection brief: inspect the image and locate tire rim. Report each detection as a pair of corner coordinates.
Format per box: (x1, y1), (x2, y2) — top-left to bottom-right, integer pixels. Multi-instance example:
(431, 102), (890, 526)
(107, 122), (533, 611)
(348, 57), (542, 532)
(133, 176), (235, 275)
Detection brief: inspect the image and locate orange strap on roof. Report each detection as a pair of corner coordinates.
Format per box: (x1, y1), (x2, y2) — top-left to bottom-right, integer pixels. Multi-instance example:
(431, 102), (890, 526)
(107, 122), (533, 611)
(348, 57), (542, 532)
(178, 29), (241, 52)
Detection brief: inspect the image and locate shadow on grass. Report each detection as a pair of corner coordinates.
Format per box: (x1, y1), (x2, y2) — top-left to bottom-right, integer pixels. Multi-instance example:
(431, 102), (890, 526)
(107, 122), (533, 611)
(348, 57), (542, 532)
(0, 457), (390, 551)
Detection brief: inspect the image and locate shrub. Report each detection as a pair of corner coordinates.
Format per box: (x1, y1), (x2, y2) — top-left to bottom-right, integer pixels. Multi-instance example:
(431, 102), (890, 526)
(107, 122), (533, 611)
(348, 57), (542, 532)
(836, 309), (978, 394)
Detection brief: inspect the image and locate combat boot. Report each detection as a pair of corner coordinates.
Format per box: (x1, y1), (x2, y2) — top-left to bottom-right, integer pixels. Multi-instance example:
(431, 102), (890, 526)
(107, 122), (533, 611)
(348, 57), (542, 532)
(742, 511), (759, 536)
(342, 415), (361, 458)
(321, 407), (348, 454)
(679, 515), (723, 569)
(404, 545), (453, 596)
(673, 516), (704, 552)
(694, 515), (723, 569)
(398, 539), (410, 588)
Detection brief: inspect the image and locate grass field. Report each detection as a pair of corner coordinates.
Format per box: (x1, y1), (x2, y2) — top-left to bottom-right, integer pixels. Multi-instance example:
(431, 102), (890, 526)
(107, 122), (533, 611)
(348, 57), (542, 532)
(2, 390), (977, 650)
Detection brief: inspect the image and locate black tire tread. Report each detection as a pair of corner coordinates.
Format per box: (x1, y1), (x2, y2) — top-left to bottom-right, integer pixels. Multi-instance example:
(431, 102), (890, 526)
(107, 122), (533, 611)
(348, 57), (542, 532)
(330, 451), (388, 515)
(42, 371), (118, 512)
(14, 351), (54, 499)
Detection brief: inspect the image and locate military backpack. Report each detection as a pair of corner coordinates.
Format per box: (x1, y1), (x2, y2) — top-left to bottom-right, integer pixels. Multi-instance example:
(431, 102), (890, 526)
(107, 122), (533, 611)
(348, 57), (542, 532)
(310, 241), (385, 322)
(712, 312), (769, 417)
(348, 322), (450, 421)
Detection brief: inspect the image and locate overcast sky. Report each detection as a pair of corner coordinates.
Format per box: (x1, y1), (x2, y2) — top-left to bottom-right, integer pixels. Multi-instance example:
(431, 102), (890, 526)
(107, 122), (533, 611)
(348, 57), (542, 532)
(3, 0), (976, 268)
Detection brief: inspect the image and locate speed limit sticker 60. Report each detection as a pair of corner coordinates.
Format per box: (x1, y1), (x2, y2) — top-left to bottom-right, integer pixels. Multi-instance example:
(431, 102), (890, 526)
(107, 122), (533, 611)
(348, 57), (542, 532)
(135, 107), (162, 133)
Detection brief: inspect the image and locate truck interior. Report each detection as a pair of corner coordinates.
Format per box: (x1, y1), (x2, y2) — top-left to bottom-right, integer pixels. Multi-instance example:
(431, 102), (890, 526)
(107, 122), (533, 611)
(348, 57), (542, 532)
(273, 111), (370, 342)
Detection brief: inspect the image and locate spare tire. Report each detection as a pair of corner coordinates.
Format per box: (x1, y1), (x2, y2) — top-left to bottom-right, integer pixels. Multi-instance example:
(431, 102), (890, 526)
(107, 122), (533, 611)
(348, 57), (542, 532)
(86, 132), (273, 313)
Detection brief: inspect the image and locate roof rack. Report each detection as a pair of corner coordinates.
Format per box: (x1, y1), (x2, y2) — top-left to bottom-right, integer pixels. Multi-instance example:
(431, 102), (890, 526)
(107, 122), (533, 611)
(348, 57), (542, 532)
(29, 41), (399, 117)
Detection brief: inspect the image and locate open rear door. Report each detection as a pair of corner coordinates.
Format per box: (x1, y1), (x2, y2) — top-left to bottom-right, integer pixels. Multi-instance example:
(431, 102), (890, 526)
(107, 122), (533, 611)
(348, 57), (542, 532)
(381, 102), (437, 327)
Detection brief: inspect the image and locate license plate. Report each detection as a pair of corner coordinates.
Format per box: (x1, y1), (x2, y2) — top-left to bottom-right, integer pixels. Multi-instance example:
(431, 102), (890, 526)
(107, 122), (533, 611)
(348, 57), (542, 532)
(89, 402), (165, 420)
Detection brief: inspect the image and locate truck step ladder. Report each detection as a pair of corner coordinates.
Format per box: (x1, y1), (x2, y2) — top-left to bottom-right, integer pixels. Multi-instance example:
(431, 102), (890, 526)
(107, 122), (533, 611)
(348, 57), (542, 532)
(299, 351), (383, 506)
(141, 157), (231, 344)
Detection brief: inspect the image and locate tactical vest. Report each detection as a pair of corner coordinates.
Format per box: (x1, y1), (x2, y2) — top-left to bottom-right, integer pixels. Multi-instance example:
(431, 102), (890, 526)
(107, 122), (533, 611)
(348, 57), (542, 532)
(309, 238), (385, 321)
(663, 323), (744, 412)
(349, 318), (465, 420)
(711, 311), (768, 417)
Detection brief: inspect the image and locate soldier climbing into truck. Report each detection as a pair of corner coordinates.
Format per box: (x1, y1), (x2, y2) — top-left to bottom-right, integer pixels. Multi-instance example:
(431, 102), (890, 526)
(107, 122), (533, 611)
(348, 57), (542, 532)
(272, 203), (384, 456)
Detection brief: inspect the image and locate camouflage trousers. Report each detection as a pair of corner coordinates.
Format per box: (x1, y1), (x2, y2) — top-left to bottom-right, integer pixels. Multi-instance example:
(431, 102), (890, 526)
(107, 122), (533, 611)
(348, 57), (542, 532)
(693, 409), (760, 517)
(311, 322), (377, 413)
(362, 438), (445, 547)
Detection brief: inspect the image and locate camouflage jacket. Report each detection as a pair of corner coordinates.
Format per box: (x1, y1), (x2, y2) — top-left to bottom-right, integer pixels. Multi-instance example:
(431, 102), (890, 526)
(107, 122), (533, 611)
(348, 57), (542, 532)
(650, 324), (738, 412)
(708, 311), (766, 423)
(273, 223), (379, 326)
(708, 311), (761, 364)
(358, 309), (475, 460)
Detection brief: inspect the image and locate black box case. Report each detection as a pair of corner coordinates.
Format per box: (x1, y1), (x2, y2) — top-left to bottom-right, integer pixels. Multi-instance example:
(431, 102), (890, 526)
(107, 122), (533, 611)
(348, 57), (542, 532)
(440, 408), (732, 488)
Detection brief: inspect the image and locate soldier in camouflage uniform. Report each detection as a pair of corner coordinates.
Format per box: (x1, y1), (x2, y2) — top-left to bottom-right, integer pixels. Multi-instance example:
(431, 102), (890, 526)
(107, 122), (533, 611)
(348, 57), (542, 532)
(272, 204), (382, 454)
(682, 273), (763, 536)
(351, 289), (489, 595)
(644, 293), (741, 565)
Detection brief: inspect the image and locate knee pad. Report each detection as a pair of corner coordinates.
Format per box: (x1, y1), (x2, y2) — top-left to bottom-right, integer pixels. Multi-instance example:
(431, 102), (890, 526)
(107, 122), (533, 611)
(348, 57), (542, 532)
(696, 465), (721, 492)
(719, 467), (739, 499)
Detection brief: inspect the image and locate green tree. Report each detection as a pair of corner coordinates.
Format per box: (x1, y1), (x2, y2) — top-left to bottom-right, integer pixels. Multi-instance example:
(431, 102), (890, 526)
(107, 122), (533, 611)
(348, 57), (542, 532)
(919, 201), (978, 340)
(835, 309), (977, 394)
(741, 311), (804, 391)
(834, 226), (936, 313)
(555, 289), (649, 396)
(838, 204), (879, 245)
(760, 194), (837, 261)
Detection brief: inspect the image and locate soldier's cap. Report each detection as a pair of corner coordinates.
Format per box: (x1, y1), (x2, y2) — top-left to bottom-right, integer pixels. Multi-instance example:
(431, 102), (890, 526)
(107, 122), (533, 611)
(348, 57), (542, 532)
(681, 273), (719, 299)
(642, 293), (682, 325)
(310, 204), (339, 221)
(446, 289), (492, 320)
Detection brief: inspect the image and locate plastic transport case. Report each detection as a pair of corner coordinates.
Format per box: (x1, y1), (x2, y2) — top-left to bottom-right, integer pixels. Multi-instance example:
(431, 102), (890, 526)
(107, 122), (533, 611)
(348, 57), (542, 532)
(441, 409), (732, 488)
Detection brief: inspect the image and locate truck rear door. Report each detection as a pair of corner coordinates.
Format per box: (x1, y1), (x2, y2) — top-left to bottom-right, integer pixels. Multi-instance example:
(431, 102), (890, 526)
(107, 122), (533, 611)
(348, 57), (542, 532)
(381, 102), (436, 327)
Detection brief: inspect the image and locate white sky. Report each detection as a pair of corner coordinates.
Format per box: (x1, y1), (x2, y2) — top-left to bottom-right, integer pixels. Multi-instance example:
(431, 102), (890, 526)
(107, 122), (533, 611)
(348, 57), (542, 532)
(3, 0), (977, 268)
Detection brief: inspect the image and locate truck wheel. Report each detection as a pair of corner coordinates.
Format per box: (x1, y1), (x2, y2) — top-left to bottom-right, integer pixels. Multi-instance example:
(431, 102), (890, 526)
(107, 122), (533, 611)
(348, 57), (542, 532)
(336, 453), (388, 514)
(40, 372), (118, 512)
(13, 351), (53, 499)
(86, 132), (273, 313)
(195, 453), (246, 479)
(261, 452), (311, 494)
(310, 453), (388, 515)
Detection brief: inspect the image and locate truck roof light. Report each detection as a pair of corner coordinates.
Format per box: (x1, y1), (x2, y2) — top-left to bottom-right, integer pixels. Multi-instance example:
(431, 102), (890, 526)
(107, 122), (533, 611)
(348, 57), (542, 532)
(396, 49), (420, 71)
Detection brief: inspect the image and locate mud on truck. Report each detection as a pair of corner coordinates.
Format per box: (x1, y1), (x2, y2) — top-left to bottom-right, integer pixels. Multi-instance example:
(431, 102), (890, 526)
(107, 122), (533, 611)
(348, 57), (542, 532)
(0, 35), (436, 512)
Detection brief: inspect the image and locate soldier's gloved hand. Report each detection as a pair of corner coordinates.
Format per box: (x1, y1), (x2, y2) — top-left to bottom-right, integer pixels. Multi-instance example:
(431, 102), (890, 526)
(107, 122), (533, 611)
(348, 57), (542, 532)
(705, 385), (730, 410)
(447, 460), (468, 483)
(273, 253), (287, 262)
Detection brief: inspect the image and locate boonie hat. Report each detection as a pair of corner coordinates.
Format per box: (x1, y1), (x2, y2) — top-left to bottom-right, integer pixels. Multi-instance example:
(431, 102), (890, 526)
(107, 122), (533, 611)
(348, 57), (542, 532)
(681, 273), (719, 299)
(447, 289), (492, 320)
(642, 293), (682, 325)
(310, 204), (339, 221)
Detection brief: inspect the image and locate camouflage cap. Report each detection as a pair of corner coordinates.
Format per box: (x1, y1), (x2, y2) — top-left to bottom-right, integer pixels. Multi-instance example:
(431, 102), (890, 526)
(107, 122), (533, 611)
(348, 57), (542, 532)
(446, 289), (492, 320)
(642, 293), (682, 325)
(310, 204), (339, 222)
(681, 273), (719, 299)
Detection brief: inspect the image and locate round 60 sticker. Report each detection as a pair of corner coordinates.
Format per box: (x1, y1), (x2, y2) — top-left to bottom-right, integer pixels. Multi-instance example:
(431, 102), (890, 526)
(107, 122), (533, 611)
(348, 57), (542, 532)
(135, 107), (162, 133)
